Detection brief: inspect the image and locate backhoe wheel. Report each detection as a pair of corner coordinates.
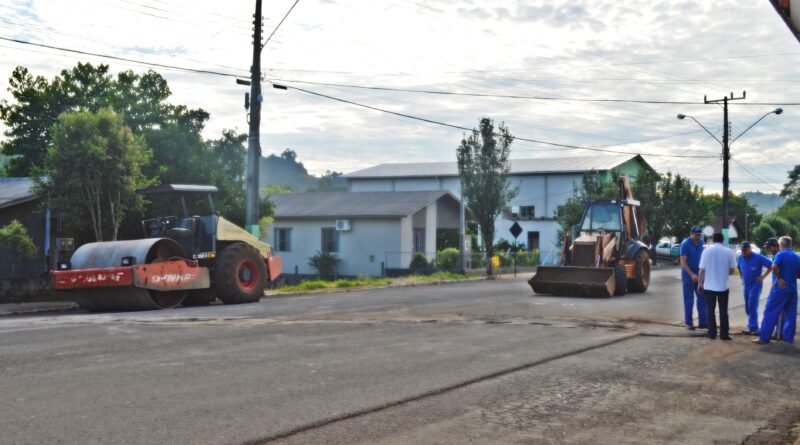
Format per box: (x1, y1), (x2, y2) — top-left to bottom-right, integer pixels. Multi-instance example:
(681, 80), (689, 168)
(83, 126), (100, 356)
(613, 264), (628, 296)
(215, 243), (267, 304)
(627, 249), (651, 292)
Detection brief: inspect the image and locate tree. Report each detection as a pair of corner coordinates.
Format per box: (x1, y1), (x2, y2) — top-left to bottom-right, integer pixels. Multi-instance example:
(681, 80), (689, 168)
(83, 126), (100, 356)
(35, 108), (153, 241)
(780, 165), (800, 203)
(700, 192), (761, 233)
(657, 172), (706, 239)
(752, 222), (776, 246)
(306, 170), (346, 192)
(760, 215), (798, 241)
(1, 62), (252, 238)
(456, 118), (517, 276)
(0, 220), (37, 259)
(0, 63), (202, 177)
(280, 149), (298, 162)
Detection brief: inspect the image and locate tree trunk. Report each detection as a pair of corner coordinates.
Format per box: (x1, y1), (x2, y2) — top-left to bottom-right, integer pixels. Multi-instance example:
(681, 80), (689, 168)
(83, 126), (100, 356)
(483, 227), (494, 277)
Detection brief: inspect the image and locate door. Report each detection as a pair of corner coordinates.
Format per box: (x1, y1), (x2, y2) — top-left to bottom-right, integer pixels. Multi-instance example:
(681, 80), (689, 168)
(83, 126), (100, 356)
(527, 231), (540, 250)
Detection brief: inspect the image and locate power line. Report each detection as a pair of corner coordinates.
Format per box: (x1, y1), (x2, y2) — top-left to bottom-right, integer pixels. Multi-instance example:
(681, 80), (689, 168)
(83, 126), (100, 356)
(265, 77), (800, 106)
(263, 0), (301, 48)
(0, 36), (244, 78)
(270, 81), (719, 159)
(731, 159), (782, 192)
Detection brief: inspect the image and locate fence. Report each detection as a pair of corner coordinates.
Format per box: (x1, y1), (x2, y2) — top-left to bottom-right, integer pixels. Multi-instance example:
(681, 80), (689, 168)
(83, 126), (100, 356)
(384, 249), (541, 275)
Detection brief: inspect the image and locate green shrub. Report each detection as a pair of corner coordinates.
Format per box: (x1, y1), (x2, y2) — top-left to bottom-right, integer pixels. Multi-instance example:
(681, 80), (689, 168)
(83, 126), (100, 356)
(308, 251), (341, 280)
(0, 220), (37, 259)
(498, 253), (513, 266)
(752, 223), (775, 247)
(471, 253), (486, 268)
(409, 253), (429, 270)
(435, 247), (460, 270)
(515, 249), (540, 266)
(761, 215), (799, 241)
(493, 238), (512, 253)
(296, 281), (329, 291)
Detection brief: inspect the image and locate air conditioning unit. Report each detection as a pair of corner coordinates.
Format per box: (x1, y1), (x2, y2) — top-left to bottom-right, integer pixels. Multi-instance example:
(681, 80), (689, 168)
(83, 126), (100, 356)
(335, 219), (352, 231)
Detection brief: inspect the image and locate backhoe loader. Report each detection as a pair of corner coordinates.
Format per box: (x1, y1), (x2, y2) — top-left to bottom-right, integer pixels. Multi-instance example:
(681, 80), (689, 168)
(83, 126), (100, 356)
(529, 175), (650, 297)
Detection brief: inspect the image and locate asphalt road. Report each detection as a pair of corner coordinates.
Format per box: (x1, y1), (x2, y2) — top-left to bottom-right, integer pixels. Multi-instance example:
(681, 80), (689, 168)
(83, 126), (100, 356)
(0, 266), (798, 444)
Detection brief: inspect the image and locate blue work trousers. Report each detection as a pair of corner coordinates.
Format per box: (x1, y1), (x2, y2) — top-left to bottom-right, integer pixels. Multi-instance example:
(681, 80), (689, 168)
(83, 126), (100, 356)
(683, 280), (707, 327)
(759, 288), (798, 344)
(743, 282), (762, 332)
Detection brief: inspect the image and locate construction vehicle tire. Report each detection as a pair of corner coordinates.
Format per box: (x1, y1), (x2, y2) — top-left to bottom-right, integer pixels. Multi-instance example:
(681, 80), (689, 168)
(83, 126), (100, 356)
(627, 249), (650, 292)
(183, 289), (217, 306)
(215, 243), (267, 304)
(613, 264), (627, 296)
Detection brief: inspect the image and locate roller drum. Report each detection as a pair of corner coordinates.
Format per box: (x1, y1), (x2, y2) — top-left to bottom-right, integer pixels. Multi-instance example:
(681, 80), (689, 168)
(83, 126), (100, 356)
(69, 238), (188, 311)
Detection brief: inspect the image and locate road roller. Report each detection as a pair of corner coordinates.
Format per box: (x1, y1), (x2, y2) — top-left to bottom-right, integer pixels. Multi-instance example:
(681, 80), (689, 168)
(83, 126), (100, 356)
(51, 184), (282, 311)
(529, 175), (650, 298)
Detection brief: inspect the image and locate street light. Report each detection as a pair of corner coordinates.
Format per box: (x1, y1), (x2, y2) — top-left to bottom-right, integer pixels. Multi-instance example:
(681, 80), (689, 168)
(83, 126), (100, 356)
(676, 107), (782, 237)
(730, 108), (783, 144)
(676, 114), (722, 145)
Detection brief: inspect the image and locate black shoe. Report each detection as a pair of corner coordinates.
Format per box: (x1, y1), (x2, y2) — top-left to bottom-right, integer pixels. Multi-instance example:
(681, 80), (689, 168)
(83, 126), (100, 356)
(699, 325), (709, 329)
(687, 325), (696, 331)
(708, 335), (717, 340)
(720, 336), (733, 341)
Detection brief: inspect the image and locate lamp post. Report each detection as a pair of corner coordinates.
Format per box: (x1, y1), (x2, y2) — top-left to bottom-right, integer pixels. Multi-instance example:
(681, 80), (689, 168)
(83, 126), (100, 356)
(745, 212), (749, 241)
(677, 105), (782, 238)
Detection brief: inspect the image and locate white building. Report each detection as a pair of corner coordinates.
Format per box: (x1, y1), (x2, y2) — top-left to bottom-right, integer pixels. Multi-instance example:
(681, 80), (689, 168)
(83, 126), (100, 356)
(344, 154), (654, 264)
(267, 191), (465, 277)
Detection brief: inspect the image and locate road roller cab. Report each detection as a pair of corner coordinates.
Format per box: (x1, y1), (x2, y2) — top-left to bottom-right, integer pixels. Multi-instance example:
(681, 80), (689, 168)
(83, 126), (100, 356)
(51, 184), (282, 311)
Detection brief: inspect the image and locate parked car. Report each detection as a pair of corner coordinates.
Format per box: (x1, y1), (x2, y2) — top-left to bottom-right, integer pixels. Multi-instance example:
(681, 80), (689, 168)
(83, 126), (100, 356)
(655, 239), (680, 264)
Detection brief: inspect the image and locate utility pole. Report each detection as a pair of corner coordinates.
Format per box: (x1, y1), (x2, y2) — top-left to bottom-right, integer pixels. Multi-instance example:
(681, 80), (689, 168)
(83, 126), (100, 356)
(244, 0), (264, 236)
(704, 91), (745, 232)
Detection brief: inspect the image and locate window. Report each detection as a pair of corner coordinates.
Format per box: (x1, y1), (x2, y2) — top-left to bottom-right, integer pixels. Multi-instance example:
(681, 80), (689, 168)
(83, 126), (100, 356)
(274, 228), (291, 252)
(519, 206), (535, 218)
(321, 227), (339, 252)
(580, 203), (621, 232)
(413, 228), (425, 253)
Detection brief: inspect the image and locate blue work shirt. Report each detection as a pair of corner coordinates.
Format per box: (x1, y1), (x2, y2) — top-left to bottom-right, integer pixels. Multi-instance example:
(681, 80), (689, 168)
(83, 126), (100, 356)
(680, 237), (704, 283)
(772, 249), (800, 295)
(737, 252), (772, 286)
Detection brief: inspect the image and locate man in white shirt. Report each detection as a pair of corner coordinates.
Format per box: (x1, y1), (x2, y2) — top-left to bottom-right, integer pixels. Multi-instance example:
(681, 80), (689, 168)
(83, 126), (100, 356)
(697, 232), (737, 340)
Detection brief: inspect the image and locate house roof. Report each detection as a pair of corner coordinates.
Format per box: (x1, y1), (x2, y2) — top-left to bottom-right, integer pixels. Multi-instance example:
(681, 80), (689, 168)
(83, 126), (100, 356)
(271, 191), (458, 219)
(344, 154), (650, 179)
(0, 177), (37, 209)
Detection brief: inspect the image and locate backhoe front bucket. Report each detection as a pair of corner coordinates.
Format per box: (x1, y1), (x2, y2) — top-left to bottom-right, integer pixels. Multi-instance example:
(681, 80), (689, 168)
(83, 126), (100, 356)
(528, 266), (616, 298)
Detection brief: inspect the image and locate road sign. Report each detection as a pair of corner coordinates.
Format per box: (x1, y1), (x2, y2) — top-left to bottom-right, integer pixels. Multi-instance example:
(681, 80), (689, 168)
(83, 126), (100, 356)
(509, 222), (522, 239)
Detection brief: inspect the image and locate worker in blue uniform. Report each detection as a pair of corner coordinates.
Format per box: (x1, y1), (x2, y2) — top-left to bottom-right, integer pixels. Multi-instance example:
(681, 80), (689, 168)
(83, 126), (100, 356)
(761, 238), (782, 340)
(736, 241), (772, 335)
(680, 226), (707, 330)
(753, 236), (800, 345)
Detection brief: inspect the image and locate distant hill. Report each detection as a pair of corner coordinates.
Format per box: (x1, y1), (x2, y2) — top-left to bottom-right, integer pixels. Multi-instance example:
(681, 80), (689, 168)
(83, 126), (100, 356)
(258, 149), (346, 192)
(741, 191), (785, 214)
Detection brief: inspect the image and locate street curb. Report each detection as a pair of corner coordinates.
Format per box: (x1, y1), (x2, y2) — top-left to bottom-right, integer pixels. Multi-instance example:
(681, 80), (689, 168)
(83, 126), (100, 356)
(1, 277), (492, 316)
(266, 277), (489, 298)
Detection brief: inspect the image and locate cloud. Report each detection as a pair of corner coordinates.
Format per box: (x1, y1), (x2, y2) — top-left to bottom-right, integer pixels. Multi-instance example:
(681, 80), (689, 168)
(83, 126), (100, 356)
(0, 0), (798, 194)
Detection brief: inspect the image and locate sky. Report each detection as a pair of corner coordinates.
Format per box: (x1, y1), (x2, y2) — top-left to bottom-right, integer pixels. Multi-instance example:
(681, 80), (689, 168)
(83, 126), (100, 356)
(0, 0), (799, 194)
